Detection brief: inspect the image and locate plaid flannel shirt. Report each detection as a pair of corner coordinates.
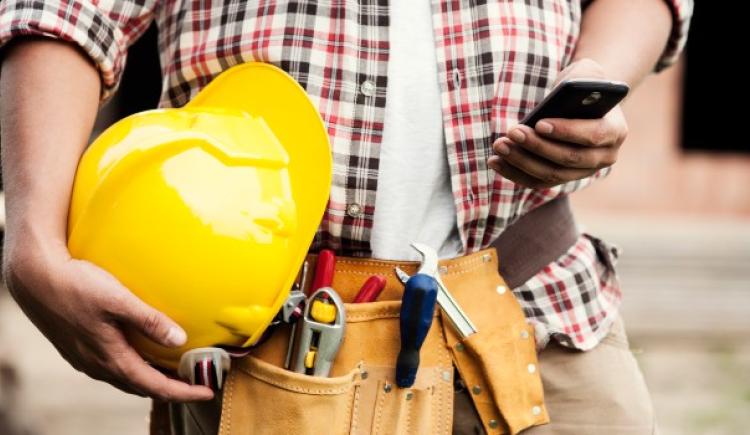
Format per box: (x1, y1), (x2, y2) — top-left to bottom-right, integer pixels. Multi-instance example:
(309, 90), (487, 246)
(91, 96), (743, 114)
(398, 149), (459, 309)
(0, 0), (692, 350)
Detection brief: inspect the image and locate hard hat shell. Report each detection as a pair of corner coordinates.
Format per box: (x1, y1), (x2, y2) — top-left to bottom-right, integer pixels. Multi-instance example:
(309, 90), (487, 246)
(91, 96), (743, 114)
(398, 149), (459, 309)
(67, 63), (331, 369)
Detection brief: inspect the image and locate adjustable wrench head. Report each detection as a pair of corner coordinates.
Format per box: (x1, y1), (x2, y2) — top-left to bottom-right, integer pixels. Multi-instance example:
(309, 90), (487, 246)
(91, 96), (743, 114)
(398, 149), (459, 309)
(410, 242), (438, 277)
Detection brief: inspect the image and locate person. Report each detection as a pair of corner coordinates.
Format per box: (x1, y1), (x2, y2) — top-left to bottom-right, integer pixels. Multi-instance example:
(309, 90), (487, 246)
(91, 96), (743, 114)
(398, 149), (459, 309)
(0, 0), (691, 433)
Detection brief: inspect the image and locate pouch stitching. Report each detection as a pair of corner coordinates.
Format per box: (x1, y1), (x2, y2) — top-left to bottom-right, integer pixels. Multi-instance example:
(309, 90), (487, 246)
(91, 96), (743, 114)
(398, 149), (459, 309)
(434, 318), (453, 434)
(405, 391), (413, 435)
(441, 257), (496, 277)
(335, 259), (419, 268)
(441, 255), (492, 273)
(336, 268), (407, 276)
(239, 364), (357, 394)
(351, 383), (361, 434)
(334, 250), (495, 275)
(343, 384), (356, 434)
(347, 311), (441, 323)
(220, 370), (234, 435)
(239, 365), (355, 395)
(372, 382), (387, 435)
(346, 311), (400, 321)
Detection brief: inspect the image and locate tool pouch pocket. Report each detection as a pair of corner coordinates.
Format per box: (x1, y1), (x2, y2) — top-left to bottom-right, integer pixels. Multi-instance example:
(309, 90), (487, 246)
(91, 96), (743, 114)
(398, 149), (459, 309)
(369, 379), (436, 435)
(218, 355), (361, 435)
(219, 301), (454, 435)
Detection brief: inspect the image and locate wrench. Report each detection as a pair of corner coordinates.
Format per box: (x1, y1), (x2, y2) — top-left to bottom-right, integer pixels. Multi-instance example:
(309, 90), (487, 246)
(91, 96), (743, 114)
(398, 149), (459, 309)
(395, 243), (478, 338)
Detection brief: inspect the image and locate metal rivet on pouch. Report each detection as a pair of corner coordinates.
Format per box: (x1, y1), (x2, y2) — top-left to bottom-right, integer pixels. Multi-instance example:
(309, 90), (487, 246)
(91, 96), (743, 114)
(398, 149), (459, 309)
(482, 254), (491, 263)
(439, 265), (449, 275)
(472, 385), (482, 395)
(496, 285), (507, 295)
(488, 419), (499, 429)
(384, 383), (393, 393)
(406, 392), (414, 401)
(455, 343), (465, 352)
(361, 371), (369, 380)
(442, 371), (452, 382)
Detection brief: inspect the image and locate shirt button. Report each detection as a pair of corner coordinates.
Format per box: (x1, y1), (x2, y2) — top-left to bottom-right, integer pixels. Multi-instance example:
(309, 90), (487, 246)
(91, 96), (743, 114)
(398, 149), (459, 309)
(520, 330), (530, 340)
(527, 363), (536, 374)
(532, 405), (542, 416)
(360, 79), (376, 97)
(496, 285), (507, 295)
(346, 203), (363, 218)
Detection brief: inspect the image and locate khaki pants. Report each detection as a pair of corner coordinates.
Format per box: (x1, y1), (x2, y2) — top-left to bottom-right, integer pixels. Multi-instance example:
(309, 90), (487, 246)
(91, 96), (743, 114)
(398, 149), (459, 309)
(453, 317), (658, 435)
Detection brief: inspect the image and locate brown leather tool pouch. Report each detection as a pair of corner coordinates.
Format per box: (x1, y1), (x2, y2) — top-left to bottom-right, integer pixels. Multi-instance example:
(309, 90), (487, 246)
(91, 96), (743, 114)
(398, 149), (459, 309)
(217, 248), (548, 435)
(219, 298), (454, 435)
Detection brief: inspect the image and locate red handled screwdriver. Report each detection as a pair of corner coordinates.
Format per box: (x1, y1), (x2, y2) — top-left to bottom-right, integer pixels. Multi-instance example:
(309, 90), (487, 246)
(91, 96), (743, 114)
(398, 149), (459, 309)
(310, 249), (336, 296)
(353, 275), (387, 303)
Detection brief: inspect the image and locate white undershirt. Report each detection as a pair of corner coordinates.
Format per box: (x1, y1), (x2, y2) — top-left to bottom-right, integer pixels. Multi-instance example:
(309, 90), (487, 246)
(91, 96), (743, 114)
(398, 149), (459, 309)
(370, 2), (463, 261)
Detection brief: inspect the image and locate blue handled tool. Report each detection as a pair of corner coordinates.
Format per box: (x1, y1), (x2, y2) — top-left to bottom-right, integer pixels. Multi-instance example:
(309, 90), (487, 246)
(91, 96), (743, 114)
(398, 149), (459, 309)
(396, 273), (438, 388)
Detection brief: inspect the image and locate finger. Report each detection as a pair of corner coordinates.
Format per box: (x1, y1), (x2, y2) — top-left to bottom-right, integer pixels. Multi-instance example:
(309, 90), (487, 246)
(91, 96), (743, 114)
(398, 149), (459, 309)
(113, 346), (214, 402)
(488, 156), (548, 189)
(106, 377), (148, 397)
(107, 288), (187, 348)
(498, 145), (597, 187)
(496, 133), (617, 169)
(529, 116), (626, 148)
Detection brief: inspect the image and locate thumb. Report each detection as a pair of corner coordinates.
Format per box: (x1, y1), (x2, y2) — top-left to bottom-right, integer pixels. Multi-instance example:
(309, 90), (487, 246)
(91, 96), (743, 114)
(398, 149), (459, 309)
(114, 291), (187, 348)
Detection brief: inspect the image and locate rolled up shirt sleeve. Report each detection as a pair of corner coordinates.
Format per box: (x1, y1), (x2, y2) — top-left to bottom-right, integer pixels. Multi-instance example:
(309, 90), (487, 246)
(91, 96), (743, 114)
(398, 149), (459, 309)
(0, 0), (159, 100)
(581, 0), (694, 72)
(655, 0), (693, 71)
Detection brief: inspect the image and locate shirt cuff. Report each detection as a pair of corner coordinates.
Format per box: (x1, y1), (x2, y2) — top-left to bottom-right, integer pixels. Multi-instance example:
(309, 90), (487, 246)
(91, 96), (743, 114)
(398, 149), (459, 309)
(655, 0), (694, 72)
(0, 0), (128, 100)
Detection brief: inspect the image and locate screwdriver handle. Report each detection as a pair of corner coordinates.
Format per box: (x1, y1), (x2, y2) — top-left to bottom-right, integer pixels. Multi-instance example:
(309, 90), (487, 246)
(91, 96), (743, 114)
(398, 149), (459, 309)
(396, 273), (438, 388)
(310, 249), (336, 294)
(353, 275), (387, 303)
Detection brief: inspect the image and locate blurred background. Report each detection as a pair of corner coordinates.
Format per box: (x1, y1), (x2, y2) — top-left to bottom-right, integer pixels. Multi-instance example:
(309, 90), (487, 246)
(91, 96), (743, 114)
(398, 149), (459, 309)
(1, 2), (748, 434)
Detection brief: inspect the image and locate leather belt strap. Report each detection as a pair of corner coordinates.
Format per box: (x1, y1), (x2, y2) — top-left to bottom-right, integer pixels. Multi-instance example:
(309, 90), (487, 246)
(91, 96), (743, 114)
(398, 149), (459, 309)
(491, 195), (579, 289)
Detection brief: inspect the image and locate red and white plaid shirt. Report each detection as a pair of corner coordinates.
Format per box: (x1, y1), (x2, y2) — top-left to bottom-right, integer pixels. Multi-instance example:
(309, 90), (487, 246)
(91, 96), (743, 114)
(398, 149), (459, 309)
(0, 0), (692, 350)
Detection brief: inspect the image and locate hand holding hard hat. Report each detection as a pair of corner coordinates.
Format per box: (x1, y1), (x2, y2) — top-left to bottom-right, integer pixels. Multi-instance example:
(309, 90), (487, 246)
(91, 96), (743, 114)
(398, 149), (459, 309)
(67, 63), (331, 376)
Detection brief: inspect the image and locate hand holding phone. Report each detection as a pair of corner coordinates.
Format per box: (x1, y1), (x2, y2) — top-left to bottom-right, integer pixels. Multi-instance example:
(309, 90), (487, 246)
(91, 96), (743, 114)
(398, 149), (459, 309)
(489, 73), (631, 190)
(521, 79), (629, 127)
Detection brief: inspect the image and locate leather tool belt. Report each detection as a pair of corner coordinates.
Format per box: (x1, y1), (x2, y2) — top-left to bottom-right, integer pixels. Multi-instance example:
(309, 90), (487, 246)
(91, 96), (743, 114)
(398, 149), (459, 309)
(213, 196), (579, 435)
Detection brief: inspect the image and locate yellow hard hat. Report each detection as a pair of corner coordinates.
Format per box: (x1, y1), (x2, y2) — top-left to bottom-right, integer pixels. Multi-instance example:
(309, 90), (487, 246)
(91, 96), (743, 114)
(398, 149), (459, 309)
(67, 63), (331, 369)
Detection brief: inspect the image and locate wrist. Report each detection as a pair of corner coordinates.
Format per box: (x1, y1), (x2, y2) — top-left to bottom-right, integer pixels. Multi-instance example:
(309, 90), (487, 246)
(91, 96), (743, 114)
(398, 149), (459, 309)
(3, 218), (70, 287)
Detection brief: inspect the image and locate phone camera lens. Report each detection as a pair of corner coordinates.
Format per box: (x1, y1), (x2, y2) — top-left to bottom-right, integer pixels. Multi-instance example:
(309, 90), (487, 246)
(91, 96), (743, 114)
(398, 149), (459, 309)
(582, 92), (602, 106)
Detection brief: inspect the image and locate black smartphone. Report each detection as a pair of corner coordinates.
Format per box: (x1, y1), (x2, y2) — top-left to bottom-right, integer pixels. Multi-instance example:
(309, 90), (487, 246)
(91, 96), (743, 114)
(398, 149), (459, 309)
(521, 79), (630, 127)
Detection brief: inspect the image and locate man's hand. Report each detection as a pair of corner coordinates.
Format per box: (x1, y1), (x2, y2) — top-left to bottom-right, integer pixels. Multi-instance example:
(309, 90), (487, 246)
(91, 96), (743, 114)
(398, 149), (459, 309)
(1, 39), (212, 402)
(3, 244), (214, 402)
(488, 59), (629, 189)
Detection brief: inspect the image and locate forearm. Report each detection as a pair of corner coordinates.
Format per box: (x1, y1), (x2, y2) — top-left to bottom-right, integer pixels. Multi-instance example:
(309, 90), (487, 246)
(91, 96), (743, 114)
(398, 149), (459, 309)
(575, 0), (673, 87)
(1, 39), (100, 263)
